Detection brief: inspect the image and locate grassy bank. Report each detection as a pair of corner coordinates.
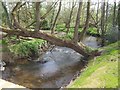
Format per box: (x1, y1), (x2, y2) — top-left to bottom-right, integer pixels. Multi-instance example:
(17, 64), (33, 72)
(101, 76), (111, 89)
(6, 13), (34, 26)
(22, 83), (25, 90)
(67, 41), (119, 88)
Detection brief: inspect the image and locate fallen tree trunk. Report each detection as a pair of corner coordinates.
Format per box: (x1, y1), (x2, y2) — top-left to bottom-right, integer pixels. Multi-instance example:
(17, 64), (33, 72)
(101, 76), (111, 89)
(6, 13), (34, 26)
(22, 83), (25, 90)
(0, 26), (90, 57)
(0, 2), (93, 58)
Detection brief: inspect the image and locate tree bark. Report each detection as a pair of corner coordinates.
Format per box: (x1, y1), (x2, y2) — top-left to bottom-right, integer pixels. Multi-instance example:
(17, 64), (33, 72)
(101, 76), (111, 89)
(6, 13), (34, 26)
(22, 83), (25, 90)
(50, 2), (56, 29)
(35, 2), (41, 31)
(73, 1), (83, 43)
(81, 3), (86, 26)
(96, 0), (100, 34)
(101, 1), (105, 46)
(113, 1), (116, 27)
(25, 2), (58, 29)
(2, 2), (91, 57)
(79, 0), (90, 41)
(11, 2), (27, 32)
(2, 2), (12, 29)
(42, 1), (58, 19)
(66, 2), (76, 34)
(118, 2), (120, 31)
(105, 1), (109, 32)
(51, 1), (62, 34)
(0, 26), (89, 57)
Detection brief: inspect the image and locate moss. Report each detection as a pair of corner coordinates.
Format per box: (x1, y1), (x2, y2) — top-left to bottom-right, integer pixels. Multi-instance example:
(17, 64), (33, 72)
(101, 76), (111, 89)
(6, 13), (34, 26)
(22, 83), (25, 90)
(68, 41), (119, 88)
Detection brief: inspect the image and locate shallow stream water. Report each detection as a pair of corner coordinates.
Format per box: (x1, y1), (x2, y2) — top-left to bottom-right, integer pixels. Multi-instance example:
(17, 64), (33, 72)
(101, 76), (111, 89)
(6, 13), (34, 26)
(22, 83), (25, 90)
(2, 36), (101, 88)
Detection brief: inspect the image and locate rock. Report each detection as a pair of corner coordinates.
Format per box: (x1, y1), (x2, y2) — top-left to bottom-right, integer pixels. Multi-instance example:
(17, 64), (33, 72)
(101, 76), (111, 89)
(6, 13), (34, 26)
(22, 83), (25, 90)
(37, 60), (48, 64)
(0, 66), (5, 71)
(0, 61), (6, 71)
(0, 61), (6, 66)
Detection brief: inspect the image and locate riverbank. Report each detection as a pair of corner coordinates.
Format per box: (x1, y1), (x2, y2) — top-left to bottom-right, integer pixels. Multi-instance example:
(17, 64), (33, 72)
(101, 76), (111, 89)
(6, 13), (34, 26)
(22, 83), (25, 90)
(1, 35), (101, 88)
(67, 41), (119, 88)
(2, 46), (85, 88)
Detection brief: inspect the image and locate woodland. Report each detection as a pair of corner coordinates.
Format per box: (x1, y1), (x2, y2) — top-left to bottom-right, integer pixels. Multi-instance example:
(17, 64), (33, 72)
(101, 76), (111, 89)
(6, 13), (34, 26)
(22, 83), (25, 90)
(0, 0), (120, 88)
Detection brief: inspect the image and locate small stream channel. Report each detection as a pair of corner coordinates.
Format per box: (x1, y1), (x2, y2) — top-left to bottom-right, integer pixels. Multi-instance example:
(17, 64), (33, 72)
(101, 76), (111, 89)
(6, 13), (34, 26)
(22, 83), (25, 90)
(2, 36), (101, 88)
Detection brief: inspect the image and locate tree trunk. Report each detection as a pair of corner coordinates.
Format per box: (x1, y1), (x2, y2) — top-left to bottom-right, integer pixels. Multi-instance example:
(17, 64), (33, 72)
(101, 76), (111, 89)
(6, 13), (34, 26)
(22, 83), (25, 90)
(35, 2), (41, 31)
(26, 2), (58, 29)
(113, 1), (116, 27)
(17, 10), (20, 23)
(0, 26), (89, 57)
(101, 1), (105, 46)
(12, 2), (27, 32)
(96, 0), (100, 34)
(50, 2), (56, 29)
(81, 3), (86, 26)
(66, 2), (76, 34)
(118, 2), (120, 31)
(105, 1), (109, 32)
(79, 0), (90, 41)
(73, 1), (83, 43)
(2, 2), (12, 29)
(51, 1), (62, 34)
(42, 2), (58, 19)
(0, 1), (100, 58)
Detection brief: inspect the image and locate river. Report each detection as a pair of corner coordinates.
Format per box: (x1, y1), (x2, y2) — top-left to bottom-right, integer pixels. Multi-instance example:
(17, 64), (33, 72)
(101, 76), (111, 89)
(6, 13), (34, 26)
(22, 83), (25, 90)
(2, 36), (101, 88)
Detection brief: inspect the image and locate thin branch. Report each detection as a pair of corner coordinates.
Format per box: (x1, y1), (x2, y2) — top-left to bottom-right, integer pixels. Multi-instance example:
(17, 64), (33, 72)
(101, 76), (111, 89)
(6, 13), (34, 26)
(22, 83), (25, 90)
(25, 1), (59, 28)
(12, 2), (27, 32)
(41, 0), (59, 19)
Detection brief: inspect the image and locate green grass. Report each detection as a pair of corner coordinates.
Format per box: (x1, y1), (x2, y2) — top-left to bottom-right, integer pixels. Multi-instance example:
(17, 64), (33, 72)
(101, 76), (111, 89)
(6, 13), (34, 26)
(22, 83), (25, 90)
(67, 41), (119, 88)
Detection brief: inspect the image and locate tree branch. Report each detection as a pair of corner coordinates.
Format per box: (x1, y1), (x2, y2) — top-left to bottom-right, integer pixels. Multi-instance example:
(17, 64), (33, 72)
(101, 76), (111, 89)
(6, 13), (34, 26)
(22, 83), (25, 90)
(12, 2), (27, 32)
(0, 26), (89, 57)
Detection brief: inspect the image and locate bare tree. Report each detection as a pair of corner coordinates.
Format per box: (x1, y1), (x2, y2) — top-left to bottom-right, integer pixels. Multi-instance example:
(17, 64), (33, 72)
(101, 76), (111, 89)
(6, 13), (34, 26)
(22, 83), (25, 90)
(81, 3), (86, 26)
(66, 2), (76, 34)
(51, 1), (62, 34)
(73, 1), (83, 43)
(118, 2), (120, 31)
(2, 2), (12, 28)
(1, 1), (90, 57)
(96, 0), (100, 34)
(105, 0), (109, 32)
(48, 2), (58, 28)
(101, 1), (106, 46)
(1, 1), (101, 58)
(79, 0), (91, 41)
(35, 2), (41, 31)
(42, 1), (58, 19)
(113, 0), (116, 27)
